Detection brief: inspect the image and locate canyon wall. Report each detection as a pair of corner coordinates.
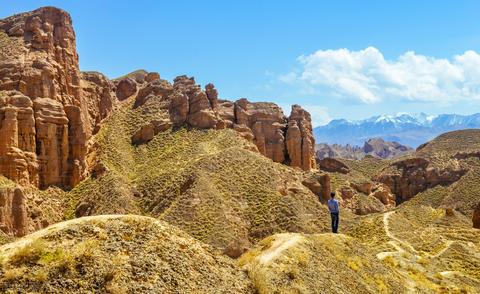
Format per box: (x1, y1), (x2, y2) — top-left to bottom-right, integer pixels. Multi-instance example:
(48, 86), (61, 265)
(0, 7), (115, 189)
(0, 6), (316, 196)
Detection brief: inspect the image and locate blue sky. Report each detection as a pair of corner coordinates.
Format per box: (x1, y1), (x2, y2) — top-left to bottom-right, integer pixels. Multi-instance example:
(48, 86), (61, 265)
(2, 1), (480, 126)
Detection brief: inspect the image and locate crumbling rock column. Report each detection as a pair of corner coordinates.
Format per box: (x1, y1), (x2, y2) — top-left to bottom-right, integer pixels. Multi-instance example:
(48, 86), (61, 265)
(0, 187), (28, 237)
(286, 105), (316, 171)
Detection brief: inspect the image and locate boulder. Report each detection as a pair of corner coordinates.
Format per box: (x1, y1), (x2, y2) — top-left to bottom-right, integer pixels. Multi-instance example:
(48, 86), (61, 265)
(115, 77), (137, 101)
(350, 181), (373, 195)
(473, 203), (480, 229)
(131, 119), (172, 146)
(91, 162), (109, 178)
(131, 124), (155, 145)
(145, 72), (160, 83)
(317, 158), (349, 174)
(151, 119), (172, 133)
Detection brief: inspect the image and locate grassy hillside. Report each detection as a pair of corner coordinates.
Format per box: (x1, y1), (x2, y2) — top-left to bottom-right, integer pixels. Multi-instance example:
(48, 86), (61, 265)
(345, 185), (480, 293)
(66, 98), (339, 256)
(0, 215), (253, 293)
(239, 233), (407, 293)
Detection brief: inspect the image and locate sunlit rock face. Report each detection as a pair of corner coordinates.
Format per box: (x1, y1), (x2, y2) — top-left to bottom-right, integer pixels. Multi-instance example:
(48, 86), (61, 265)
(0, 7), (115, 189)
(133, 77), (316, 171)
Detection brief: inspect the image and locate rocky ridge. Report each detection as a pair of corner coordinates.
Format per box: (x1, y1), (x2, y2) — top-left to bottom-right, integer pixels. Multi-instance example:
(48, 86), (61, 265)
(130, 74), (316, 171)
(316, 138), (413, 160)
(0, 7), (315, 196)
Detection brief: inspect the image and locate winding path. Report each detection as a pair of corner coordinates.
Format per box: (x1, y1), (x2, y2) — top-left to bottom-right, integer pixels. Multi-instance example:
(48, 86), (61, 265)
(377, 211), (455, 260)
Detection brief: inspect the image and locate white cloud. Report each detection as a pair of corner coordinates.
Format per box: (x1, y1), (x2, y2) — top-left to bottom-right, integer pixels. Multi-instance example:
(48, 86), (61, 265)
(284, 47), (480, 104)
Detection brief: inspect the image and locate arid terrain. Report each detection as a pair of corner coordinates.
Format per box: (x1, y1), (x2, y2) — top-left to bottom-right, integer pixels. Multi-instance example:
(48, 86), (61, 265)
(0, 6), (479, 293)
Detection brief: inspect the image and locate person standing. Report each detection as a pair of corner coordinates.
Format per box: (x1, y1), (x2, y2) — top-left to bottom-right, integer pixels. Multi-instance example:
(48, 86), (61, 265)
(328, 192), (339, 233)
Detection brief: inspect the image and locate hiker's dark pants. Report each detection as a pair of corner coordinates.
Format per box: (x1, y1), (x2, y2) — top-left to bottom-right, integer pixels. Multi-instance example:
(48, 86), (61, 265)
(331, 212), (339, 233)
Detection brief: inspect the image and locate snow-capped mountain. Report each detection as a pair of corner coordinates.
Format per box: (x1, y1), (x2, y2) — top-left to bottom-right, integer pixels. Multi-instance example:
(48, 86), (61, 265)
(314, 113), (480, 147)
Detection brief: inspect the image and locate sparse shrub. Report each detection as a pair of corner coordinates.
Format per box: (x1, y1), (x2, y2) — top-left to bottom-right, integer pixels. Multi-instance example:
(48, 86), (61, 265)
(375, 276), (388, 292)
(10, 239), (46, 265)
(2, 267), (26, 281)
(30, 269), (48, 282)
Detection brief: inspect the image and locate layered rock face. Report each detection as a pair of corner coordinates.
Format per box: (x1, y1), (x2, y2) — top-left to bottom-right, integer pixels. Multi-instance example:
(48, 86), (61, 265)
(375, 157), (467, 203)
(0, 91), (38, 186)
(80, 71), (116, 133)
(0, 7), (115, 189)
(132, 76), (316, 170)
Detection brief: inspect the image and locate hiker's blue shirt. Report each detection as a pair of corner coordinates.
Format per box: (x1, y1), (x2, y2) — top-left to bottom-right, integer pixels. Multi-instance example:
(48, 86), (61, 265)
(328, 198), (339, 213)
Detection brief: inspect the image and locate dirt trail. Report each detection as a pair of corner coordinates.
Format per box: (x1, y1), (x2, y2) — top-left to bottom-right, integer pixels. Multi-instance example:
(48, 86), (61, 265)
(377, 211), (455, 260)
(376, 211), (411, 259)
(257, 234), (303, 265)
(375, 210), (471, 292)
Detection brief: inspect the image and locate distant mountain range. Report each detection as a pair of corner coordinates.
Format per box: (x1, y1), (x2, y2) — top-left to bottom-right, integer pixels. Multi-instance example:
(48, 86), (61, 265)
(314, 113), (480, 147)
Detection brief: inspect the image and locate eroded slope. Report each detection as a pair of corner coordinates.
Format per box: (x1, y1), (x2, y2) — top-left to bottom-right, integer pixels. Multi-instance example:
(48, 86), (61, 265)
(0, 215), (253, 293)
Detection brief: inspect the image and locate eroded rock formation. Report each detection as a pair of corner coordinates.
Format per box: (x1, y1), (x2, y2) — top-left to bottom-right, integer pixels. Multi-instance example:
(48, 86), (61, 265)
(115, 77), (137, 101)
(0, 6), (317, 194)
(132, 76), (316, 170)
(317, 157), (350, 174)
(0, 7), (115, 189)
(375, 157), (467, 203)
(301, 172), (331, 202)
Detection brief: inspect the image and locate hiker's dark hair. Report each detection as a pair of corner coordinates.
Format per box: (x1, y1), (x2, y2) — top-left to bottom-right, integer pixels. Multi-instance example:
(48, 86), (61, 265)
(330, 192), (336, 198)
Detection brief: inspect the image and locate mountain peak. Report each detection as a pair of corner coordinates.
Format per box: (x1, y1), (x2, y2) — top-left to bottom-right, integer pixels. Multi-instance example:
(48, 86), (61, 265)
(315, 112), (480, 147)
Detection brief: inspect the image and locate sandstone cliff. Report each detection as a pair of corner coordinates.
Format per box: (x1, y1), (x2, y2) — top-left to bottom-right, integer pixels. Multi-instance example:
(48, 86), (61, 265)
(0, 7), (316, 196)
(0, 7), (114, 189)
(130, 75), (316, 170)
